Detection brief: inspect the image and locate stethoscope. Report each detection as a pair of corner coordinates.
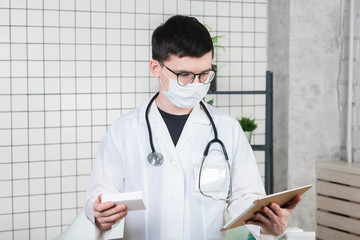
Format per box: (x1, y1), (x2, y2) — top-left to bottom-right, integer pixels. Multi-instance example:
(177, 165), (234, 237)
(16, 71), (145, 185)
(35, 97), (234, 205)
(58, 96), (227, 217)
(145, 92), (232, 200)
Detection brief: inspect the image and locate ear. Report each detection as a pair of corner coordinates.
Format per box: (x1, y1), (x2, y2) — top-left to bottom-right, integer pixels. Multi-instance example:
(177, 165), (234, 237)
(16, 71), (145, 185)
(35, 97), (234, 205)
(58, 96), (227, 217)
(150, 59), (161, 78)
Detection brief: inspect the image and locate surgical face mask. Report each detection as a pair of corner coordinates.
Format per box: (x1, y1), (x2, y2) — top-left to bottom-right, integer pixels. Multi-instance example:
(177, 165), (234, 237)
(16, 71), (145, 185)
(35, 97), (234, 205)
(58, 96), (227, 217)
(159, 67), (210, 109)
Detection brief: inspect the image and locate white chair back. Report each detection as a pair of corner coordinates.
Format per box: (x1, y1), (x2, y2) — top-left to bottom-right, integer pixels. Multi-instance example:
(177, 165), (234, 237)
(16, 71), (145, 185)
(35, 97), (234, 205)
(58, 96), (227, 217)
(53, 209), (124, 240)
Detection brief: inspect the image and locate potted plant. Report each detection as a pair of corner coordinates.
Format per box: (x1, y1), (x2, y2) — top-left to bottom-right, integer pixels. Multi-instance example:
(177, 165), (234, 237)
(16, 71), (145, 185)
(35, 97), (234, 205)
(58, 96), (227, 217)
(237, 117), (258, 143)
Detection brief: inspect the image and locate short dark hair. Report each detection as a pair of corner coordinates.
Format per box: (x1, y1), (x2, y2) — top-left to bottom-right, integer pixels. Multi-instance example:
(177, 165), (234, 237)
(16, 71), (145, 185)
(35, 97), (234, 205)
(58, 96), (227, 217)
(152, 15), (214, 62)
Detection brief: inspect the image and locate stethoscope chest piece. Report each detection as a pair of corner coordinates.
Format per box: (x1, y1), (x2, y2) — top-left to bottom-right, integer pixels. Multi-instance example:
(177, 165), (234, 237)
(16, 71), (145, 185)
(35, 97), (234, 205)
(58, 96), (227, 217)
(147, 152), (164, 166)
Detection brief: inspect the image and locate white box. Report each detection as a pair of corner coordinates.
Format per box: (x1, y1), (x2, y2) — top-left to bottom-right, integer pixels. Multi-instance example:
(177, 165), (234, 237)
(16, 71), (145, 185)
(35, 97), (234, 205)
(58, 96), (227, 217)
(101, 191), (146, 211)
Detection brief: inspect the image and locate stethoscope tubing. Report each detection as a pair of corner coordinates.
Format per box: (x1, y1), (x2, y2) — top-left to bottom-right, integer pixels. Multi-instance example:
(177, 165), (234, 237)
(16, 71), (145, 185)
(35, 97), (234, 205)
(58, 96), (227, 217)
(145, 92), (160, 154)
(145, 92), (232, 200)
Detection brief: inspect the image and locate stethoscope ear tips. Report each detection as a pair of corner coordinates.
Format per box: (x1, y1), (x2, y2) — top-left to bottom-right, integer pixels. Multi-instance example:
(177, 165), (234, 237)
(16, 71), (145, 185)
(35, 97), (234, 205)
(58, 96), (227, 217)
(147, 152), (164, 166)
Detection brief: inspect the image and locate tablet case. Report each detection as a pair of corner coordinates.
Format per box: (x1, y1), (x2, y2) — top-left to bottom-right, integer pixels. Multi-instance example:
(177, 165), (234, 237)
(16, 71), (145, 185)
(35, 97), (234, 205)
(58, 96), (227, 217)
(221, 184), (312, 231)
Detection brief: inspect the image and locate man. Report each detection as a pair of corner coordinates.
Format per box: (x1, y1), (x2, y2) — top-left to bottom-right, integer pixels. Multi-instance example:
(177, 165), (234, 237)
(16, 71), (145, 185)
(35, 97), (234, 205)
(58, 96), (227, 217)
(85, 15), (301, 240)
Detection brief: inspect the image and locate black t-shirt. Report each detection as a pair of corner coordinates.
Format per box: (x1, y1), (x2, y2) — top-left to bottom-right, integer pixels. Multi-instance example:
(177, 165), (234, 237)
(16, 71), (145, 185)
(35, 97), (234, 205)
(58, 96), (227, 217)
(158, 108), (190, 146)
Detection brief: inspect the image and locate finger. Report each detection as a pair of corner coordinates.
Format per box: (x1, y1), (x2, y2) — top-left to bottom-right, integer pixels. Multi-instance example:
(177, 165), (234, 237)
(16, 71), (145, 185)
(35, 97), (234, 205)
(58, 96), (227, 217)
(116, 209), (128, 221)
(253, 212), (271, 226)
(94, 201), (115, 212)
(117, 203), (127, 211)
(246, 219), (265, 227)
(105, 213), (127, 229)
(113, 216), (124, 225)
(286, 196), (302, 210)
(269, 203), (282, 217)
(94, 196), (101, 206)
(96, 221), (113, 230)
(98, 194), (102, 202)
(100, 203), (126, 218)
(99, 208), (128, 225)
(262, 206), (277, 219)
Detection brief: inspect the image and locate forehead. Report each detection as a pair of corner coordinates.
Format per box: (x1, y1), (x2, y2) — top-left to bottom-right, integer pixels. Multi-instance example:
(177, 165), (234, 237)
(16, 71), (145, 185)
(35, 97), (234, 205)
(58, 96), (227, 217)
(164, 52), (213, 72)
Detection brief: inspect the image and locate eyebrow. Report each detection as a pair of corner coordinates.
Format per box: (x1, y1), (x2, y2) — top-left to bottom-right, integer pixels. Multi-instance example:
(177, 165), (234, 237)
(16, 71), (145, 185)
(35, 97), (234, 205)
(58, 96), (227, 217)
(174, 66), (213, 74)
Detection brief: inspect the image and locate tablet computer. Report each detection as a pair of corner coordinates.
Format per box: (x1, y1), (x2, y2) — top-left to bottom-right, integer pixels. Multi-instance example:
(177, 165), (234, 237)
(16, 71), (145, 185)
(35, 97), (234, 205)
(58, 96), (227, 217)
(221, 184), (312, 231)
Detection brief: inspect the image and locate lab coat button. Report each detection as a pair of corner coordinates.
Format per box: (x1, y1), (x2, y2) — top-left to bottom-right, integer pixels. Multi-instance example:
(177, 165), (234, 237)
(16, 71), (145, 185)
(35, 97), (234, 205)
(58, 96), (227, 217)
(172, 237), (179, 240)
(171, 196), (179, 204)
(172, 158), (178, 164)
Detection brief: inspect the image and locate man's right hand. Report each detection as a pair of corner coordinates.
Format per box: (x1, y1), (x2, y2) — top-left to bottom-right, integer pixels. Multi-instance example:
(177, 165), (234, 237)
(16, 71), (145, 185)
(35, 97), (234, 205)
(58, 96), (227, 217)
(93, 194), (128, 230)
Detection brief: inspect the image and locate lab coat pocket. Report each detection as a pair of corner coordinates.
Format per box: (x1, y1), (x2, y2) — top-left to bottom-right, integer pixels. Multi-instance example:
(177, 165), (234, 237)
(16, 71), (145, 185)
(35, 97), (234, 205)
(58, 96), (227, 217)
(192, 152), (228, 194)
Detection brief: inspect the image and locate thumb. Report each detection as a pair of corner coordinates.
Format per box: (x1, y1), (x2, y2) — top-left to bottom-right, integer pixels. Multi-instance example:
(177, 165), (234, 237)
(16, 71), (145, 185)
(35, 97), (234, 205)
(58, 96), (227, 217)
(286, 196), (302, 211)
(98, 194), (103, 203)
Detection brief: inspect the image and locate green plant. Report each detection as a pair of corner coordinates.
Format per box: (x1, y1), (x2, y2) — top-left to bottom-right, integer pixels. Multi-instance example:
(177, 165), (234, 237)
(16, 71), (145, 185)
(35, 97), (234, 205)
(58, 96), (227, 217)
(237, 117), (258, 132)
(203, 97), (214, 106)
(203, 24), (225, 52)
(211, 34), (225, 52)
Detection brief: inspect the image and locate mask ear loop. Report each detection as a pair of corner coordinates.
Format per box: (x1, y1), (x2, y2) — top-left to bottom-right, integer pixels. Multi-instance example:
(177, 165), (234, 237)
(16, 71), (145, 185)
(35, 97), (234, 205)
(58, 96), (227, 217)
(158, 61), (176, 82)
(157, 62), (169, 92)
(158, 76), (166, 92)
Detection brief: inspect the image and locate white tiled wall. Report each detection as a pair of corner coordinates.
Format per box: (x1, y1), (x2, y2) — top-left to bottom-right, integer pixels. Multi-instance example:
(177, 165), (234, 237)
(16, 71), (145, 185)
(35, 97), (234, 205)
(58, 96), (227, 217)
(0, 0), (267, 239)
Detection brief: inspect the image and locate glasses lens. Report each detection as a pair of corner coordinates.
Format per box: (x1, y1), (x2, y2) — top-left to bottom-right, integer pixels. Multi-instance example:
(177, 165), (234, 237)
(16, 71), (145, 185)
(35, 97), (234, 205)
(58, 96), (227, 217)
(178, 72), (195, 86)
(200, 71), (216, 84)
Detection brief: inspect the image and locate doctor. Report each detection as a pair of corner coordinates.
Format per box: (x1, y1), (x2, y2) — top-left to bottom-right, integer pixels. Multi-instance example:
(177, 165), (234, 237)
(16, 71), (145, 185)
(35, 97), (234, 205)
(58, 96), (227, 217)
(85, 15), (301, 240)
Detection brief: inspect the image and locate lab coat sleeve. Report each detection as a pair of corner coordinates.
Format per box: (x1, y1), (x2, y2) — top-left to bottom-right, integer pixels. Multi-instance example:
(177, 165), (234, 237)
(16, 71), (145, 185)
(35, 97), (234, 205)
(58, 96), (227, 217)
(84, 123), (126, 240)
(226, 121), (266, 240)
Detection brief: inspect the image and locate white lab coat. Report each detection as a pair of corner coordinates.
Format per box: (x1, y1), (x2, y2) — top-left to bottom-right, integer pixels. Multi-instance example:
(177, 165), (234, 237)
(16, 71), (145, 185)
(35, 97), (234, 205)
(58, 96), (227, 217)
(85, 95), (266, 240)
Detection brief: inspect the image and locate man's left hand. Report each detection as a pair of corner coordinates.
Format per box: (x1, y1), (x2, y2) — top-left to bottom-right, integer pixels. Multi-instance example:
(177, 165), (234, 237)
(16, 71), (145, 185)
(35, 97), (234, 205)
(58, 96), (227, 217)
(246, 196), (302, 236)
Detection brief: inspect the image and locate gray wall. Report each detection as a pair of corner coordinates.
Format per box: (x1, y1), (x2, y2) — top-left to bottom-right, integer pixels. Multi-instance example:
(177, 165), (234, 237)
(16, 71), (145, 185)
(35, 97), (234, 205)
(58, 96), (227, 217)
(268, 0), (346, 230)
(340, 1), (360, 161)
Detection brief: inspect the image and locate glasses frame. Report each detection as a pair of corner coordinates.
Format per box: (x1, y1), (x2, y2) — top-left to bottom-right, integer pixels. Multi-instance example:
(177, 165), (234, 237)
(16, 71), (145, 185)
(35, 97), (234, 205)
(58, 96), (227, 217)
(159, 61), (217, 86)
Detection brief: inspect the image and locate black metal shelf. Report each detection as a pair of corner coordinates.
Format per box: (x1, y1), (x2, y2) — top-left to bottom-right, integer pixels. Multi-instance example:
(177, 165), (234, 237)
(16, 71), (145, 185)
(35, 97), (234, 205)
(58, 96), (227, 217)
(251, 145), (266, 151)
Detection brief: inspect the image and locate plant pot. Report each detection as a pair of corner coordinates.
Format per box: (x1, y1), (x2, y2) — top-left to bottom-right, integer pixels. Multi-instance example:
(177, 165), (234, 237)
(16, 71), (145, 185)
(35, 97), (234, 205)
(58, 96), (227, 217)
(244, 131), (252, 143)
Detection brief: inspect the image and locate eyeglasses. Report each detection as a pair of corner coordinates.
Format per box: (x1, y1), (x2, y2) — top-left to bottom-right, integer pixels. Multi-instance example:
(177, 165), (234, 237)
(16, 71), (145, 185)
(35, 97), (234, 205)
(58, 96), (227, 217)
(159, 62), (216, 86)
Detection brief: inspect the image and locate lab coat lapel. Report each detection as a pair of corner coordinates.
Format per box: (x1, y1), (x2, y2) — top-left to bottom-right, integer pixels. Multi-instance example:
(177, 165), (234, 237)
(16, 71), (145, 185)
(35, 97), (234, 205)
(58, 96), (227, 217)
(149, 102), (177, 153)
(175, 116), (194, 152)
(142, 97), (211, 153)
(175, 102), (210, 151)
